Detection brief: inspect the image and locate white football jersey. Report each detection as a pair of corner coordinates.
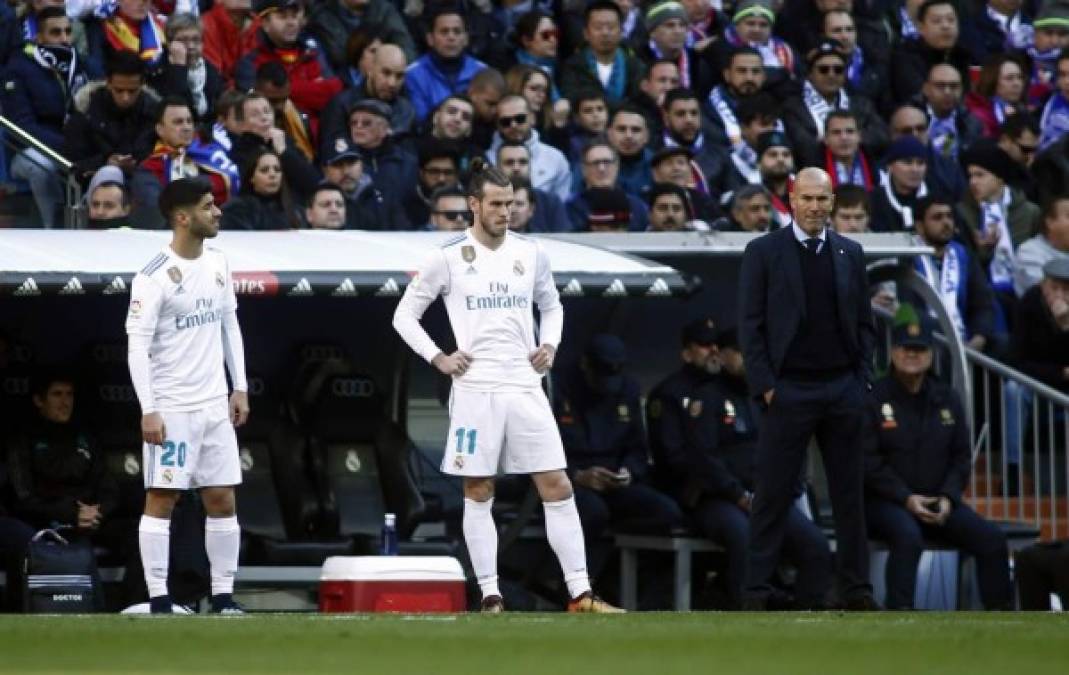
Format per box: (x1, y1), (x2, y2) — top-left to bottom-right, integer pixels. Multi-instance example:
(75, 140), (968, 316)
(125, 246), (237, 411)
(394, 230), (563, 392)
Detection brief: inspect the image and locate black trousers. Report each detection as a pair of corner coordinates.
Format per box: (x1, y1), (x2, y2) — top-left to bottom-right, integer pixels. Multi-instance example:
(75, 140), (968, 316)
(691, 498), (831, 606)
(0, 516), (35, 611)
(1016, 541), (1069, 610)
(866, 499), (1012, 609)
(745, 372), (870, 600)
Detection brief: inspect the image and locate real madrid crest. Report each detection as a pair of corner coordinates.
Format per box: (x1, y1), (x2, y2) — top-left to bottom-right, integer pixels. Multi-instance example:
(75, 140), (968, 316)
(514, 259), (525, 276)
(908, 323), (921, 337)
(689, 400), (703, 417)
(454, 455), (465, 470)
(167, 266), (182, 284)
(461, 246), (476, 263)
(335, 137), (348, 153)
(723, 399), (736, 425)
(881, 403), (897, 429)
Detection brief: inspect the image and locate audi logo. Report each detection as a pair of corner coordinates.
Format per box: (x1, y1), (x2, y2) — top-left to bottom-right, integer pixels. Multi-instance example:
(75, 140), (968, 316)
(92, 344), (125, 363)
(98, 384), (136, 403)
(247, 378), (265, 396)
(3, 377), (29, 395)
(300, 345), (344, 361)
(331, 378), (374, 398)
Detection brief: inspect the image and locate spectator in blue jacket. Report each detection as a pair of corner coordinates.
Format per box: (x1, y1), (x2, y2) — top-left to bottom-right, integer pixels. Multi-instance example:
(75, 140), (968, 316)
(2, 7), (93, 228)
(567, 141), (650, 231)
(345, 99), (416, 225)
(405, 6), (487, 123)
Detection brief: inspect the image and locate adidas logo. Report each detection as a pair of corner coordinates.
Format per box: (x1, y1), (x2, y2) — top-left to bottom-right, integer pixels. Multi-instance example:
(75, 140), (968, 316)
(602, 279), (627, 297)
(331, 278), (358, 297)
(645, 278), (671, 297)
(59, 277), (85, 296)
(288, 278), (313, 296)
(375, 277), (400, 296)
(13, 277), (40, 297)
(102, 276), (128, 295)
(561, 278), (583, 296)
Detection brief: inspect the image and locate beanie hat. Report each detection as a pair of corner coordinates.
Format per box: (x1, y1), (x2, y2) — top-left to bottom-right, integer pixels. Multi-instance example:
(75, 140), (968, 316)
(645, 1), (689, 33)
(960, 140), (1014, 184)
(756, 130), (791, 158)
(733, 0), (775, 24)
(1035, 0), (1069, 29)
(884, 135), (927, 164)
(586, 188), (633, 229)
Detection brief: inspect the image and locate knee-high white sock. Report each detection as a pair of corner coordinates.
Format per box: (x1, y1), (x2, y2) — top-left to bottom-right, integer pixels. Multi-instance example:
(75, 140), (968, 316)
(205, 515), (241, 596)
(543, 496), (592, 599)
(138, 515), (171, 599)
(463, 498), (500, 599)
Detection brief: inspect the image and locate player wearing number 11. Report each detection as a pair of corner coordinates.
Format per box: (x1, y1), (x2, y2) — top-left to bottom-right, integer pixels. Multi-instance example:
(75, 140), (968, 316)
(393, 158), (622, 613)
(125, 178), (249, 614)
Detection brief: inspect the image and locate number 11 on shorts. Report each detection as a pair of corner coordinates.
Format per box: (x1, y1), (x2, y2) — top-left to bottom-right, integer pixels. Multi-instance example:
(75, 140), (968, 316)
(455, 427), (477, 455)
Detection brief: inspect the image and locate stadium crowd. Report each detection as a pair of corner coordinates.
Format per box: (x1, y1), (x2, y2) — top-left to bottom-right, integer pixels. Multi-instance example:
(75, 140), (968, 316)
(2, 0), (1069, 612)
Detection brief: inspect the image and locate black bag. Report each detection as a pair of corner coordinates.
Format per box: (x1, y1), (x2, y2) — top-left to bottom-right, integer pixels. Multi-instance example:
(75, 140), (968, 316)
(23, 529), (102, 613)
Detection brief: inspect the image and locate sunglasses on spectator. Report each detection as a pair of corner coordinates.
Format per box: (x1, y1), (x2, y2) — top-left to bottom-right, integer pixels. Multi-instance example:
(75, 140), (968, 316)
(538, 28), (559, 41)
(815, 64), (845, 75)
(498, 113), (528, 128)
(435, 210), (471, 221)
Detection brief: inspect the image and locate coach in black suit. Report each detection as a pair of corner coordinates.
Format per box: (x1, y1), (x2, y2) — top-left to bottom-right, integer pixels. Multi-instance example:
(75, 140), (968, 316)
(738, 167), (878, 610)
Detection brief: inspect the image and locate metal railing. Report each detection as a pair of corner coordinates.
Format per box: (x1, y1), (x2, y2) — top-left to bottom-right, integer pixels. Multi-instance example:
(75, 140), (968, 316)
(0, 114), (85, 228)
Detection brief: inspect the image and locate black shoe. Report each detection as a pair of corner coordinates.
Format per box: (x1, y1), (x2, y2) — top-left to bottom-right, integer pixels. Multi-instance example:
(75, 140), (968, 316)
(210, 593), (246, 615)
(149, 595), (173, 614)
(480, 595), (505, 613)
(844, 592), (882, 611)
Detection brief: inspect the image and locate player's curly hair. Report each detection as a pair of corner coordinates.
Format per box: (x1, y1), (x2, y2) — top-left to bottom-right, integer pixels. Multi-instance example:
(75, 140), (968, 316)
(467, 157), (512, 200)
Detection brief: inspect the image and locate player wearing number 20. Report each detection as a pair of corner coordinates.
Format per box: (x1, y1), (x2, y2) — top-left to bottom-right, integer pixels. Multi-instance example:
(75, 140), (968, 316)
(393, 158), (622, 613)
(125, 178), (249, 614)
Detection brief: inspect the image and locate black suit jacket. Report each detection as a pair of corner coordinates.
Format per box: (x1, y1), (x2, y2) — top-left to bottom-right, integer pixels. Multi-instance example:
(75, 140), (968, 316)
(738, 224), (875, 400)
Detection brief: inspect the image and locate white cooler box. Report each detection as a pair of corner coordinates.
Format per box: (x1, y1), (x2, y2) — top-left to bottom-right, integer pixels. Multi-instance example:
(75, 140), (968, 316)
(319, 556), (467, 613)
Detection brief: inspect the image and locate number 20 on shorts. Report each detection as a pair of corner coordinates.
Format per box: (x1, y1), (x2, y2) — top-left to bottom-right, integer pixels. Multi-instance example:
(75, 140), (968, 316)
(160, 440), (188, 467)
(455, 428), (477, 455)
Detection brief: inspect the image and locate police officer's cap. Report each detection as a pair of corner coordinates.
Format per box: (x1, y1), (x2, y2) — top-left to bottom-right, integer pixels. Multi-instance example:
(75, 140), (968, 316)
(587, 333), (627, 368)
(891, 320), (933, 349)
(681, 318), (717, 347)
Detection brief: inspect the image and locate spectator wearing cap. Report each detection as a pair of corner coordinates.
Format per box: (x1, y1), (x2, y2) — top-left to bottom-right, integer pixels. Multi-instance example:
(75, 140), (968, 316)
(958, 141), (1040, 315)
(234, 0), (343, 123)
(320, 135), (397, 230)
(347, 98), (418, 207)
(404, 7), (488, 124)
(891, 0), (976, 104)
(401, 140), (461, 232)
(1019, 0), (1069, 107)
(889, 104), (967, 202)
(85, 165), (132, 229)
(304, 181), (346, 229)
(607, 105), (654, 195)
(712, 0), (800, 100)
(1012, 258), (1069, 392)
(909, 195), (998, 350)
(1015, 196), (1069, 295)
(558, 1), (647, 106)
(201, 0), (261, 86)
(555, 333), (685, 592)
(494, 141), (571, 233)
(914, 63), (983, 162)
(870, 135), (931, 232)
(567, 141), (650, 232)
(319, 43), (415, 157)
(802, 110), (877, 193)
(964, 54), (1030, 139)
(714, 184), (772, 232)
(864, 307), (1012, 610)
(659, 88), (732, 201)
(578, 188), (633, 232)
(719, 93), (780, 190)
(229, 91), (322, 200)
(306, 0), (415, 74)
(639, 1), (712, 97)
(650, 147), (720, 222)
(754, 130), (794, 229)
(780, 39), (888, 167)
(648, 182), (701, 231)
(818, 7), (891, 108)
(488, 95), (571, 202)
(705, 47), (766, 151)
(427, 187), (471, 231)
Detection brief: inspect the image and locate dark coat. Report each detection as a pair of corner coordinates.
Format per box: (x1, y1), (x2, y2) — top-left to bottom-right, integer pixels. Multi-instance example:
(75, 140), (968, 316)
(221, 192), (298, 230)
(1032, 133), (1069, 206)
(230, 132), (322, 201)
(891, 38), (974, 105)
(780, 89), (890, 159)
(863, 375), (971, 505)
(1011, 285), (1069, 392)
(1, 47), (93, 151)
(361, 139), (418, 204)
(680, 373), (758, 504)
(305, 0), (416, 69)
(557, 48), (647, 106)
(646, 364), (713, 494)
(738, 225), (876, 399)
(62, 81), (159, 181)
(318, 84), (416, 157)
(155, 59), (225, 122)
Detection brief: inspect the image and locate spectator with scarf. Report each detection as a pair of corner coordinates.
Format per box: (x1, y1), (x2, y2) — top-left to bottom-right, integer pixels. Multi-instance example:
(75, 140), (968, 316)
(680, 0), (726, 54)
(720, 93), (779, 194)
(705, 47), (766, 150)
(889, 104), (966, 201)
(306, 0), (415, 73)
(915, 62), (983, 161)
(200, 0), (260, 87)
(160, 13), (224, 123)
(821, 8), (889, 113)
(2, 6), (93, 228)
(559, 1), (646, 106)
(1015, 196), (1069, 295)
(1, 0), (91, 67)
(781, 39), (888, 163)
(567, 140), (650, 232)
(85, 0), (167, 82)
(131, 96), (238, 229)
(640, 1), (712, 98)
(1018, 0), (1069, 107)
(221, 146), (301, 230)
(891, 0), (975, 104)
(1040, 49), (1069, 150)
(234, 0), (343, 126)
(659, 87), (731, 200)
(510, 10), (561, 98)
(752, 130), (794, 229)
(404, 6), (487, 123)
(870, 135), (931, 232)
(606, 104), (654, 195)
(805, 110), (876, 193)
(971, 0), (1033, 60)
(965, 54), (1030, 139)
(713, 0), (799, 100)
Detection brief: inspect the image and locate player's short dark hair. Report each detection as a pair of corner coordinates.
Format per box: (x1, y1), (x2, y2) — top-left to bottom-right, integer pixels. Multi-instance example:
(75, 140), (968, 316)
(35, 6), (67, 24)
(662, 87), (699, 112)
(914, 194), (954, 222)
(155, 96), (192, 124)
(159, 177), (212, 224)
(31, 366), (74, 400)
(467, 157), (512, 199)
(585, 0), (623, 24)
(105, 50), (145, 78)
(255, 61), (289, 88)
(999, 112), (1039, 141)
(917, 0), (956, 23)
(832, 185), (870, 214)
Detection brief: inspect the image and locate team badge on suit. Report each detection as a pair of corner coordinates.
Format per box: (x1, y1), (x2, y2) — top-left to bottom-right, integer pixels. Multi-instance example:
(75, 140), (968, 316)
(167, 266), (182, 284)
(462, 246), (476, 263)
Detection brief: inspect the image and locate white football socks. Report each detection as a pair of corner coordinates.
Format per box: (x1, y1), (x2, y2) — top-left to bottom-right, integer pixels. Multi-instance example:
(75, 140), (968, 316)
(205, 515), (241, 596)
(138, 515), (171, 599)
(463, 497), (501, 599)
(544, 496), (592, 599)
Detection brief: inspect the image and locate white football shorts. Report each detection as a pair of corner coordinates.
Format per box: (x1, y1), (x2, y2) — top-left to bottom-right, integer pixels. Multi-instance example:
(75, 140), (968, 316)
(143, 399), (241, 489)
(442, 387), (566, 476)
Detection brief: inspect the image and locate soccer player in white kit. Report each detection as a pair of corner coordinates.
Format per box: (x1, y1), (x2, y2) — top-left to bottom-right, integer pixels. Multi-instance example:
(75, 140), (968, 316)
(393, 159), (622, 613)
(125, 178), (249, 614)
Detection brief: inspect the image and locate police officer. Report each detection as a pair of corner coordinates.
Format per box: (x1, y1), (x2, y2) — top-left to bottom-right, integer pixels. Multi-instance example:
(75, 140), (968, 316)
(555, 334), (684, 578)
(864, 314), (1012, 610)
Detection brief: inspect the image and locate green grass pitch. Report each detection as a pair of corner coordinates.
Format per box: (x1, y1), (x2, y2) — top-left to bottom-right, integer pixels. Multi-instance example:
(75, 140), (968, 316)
(1, 613), (1067, 674)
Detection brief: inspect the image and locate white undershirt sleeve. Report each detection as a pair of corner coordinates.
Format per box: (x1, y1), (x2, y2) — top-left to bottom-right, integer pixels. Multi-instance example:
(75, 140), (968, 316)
(533, 243), (563, 349)
(393, 249), (450, 364)
(222, 311), (248, 392)
(127, 333), (157, 415)
(126, 274), (163, 415)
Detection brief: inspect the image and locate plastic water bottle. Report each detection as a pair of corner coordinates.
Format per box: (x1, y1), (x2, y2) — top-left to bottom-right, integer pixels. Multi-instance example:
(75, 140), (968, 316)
(381, 513), (398, 556)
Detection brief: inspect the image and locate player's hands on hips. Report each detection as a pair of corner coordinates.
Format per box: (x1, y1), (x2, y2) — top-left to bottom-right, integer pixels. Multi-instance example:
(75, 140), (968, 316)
(529, 344), (556, 373)
(141, 412), (166, 446)
(230, 390), (250, 427)
(433, 350), (473, 377)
